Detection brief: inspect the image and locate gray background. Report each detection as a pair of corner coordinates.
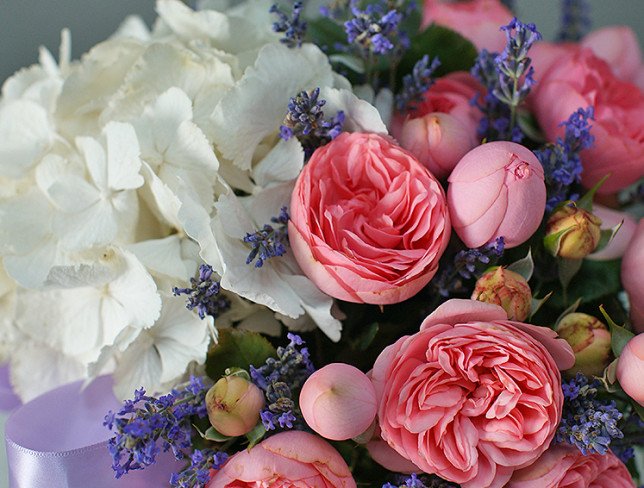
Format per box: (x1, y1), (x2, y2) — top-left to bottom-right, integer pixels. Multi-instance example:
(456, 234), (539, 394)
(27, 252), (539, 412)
(0, 0), (643, 487)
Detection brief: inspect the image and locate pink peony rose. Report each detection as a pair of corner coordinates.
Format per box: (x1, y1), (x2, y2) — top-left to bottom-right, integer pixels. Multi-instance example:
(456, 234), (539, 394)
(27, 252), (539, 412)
(366, 424), (420, 474)
(617, 333), (644, 406)
(393, 72), (483, 180)
(289, 132), (450, 305)
(422, 0), (513, 53)
(581, 26), (643, 83)
(371, 299), (573, 488)
(447, 141), (546, 249)
(587, 205), (637, 261)
(300, 363), (377, 441)
(508, 444), (635, 487)
(532, 48), (644, 195)
(207, 430), (356, 488)
(622, 219), (644, 333)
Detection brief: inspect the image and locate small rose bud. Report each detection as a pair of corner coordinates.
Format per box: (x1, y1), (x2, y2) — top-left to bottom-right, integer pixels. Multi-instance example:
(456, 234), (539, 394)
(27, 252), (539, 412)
(299, 363), (377, 441)
(545, 205), (602, 259)
(472, 267), (532, 321)
(206, 375), (265, 437)
(556, 313), (612, 376)
(617, 333), (644, 406)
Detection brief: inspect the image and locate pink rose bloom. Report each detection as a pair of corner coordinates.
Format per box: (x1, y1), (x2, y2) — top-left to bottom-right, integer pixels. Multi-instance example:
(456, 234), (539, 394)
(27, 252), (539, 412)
(587, 205), (637, 261)
(508, 444), (635, 488)
(529, 42), (577, 83)
(622, 219), (644, 333)
(366, 424), (420, 474)
(371, 299), (574, 488)
(581, 26), (643, 83)
(447, 141), (546, 249)
(300, 363), (377, 441)
(207, 431), (356, 488)
(617, 333), (644, 406)
(289, 132), (450, 305)
(422, 0), (513, 53)
(393, 72), (483, 180)
(532, 49), (644, 195)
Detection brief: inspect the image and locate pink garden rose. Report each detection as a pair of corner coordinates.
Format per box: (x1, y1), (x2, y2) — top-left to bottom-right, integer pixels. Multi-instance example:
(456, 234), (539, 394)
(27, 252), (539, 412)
(422, 0), (513, 53)
(532, 48), (644, 195)
(371, 299), (574, 488)
(447, 141), (546, 249)
(366, 424), (419, 474)
(207, 431), (356, 487)
(622, 219), (644, 333)
(581, 26), (643, 83)
(372, 299), (574, 488)
(393, 72), (483, 180)
(289, 132), (450, 305)
(617, 333), (644, 406)
(508, 444), (635, 487)
(300, 363), (377, 441)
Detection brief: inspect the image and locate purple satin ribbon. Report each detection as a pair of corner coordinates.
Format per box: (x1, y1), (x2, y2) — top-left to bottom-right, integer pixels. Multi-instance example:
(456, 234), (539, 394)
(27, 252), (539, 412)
(4, 375), (182, 487)
(0, 365), (21, 411)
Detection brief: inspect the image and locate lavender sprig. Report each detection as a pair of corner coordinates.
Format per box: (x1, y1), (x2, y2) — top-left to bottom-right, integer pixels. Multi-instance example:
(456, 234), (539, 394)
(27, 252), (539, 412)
(280, 88), (345, 157)
(383, 473), (458, 488)
(169, 449), (228, 488)
(344, 1), (405, 56)
(104, 377), (209, 478)
(250, 333), (315, 432)
(556, 373), (624, 455)
(173, 264), (230, 320)
(557, 0), (591, 42)
(243, 206), (290, 268)
(270, 2), (307, 48)
(432, 237), (505, 297)
(535, 107), (594, 210)
(472, 18), (541, 142)
(395, 55), (441, 111)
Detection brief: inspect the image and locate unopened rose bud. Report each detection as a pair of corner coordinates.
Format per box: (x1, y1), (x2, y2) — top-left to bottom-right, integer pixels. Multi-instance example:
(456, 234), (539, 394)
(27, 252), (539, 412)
(299, 363), (377, 441)
(472, 267), (531, 321)
(545, 205), (602, 259)
(206, 375), (265, 437)
(617, 333), (644, 406)
(556, 313), (612, 376)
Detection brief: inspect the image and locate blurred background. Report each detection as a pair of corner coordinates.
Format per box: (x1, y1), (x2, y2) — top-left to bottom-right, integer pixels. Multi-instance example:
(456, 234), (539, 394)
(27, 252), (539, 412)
(0, 0), (642, 486)
(0, 0), (642, 82)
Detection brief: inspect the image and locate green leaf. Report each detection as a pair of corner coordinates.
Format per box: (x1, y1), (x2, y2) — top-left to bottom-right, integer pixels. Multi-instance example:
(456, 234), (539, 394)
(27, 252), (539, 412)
(507, 248), (534, 281)
(593, 221), (623, 254)
(558, 257), (583, 291)
(529, 291), (553, 320)
(577, 175), (610, 212)
(245, 423), (267, 449)
(554, 297), (582, 328)
(544, 227), (571, 257)
(599, 305), (635, 357)
(194, 424), (233, 443)
(633, 401), (644, 422)
(517, 112), (546, 143)
(397, 24), (478, 83)
(355, 322), (379, 351)
(206, 329), (276, 381)
(307, 18), (347, 54)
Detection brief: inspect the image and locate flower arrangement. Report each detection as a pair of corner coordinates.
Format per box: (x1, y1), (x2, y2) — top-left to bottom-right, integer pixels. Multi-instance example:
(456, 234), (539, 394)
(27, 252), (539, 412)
(1, 0), (643, 487)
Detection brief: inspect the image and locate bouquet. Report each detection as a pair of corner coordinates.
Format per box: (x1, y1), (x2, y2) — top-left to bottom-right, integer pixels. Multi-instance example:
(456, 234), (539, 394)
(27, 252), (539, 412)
(1, 0), (643, 487)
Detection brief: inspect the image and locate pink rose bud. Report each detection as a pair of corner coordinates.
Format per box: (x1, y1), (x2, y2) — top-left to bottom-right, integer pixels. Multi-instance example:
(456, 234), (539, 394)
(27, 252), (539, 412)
(393, 72), (483, 179)
(472, 266), (531, 321)
(422, 0), (513, 53)
(587, 205), (637, 261)
(545, 205), (602, 259)
(622, 219), (644, 333)
(556, 313), (612, 377)
(447, 141), (546, 249)
(581, 26), (643, 83)
(300, 363), (377, 441)
(616, 333), (644, 406)
(206, 375), (265, 437)
(289, 132), (450, 305)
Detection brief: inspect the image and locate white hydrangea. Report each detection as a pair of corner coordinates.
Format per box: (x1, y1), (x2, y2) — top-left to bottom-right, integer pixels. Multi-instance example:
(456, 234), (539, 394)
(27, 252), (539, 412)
(0, 0), (388, 400)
